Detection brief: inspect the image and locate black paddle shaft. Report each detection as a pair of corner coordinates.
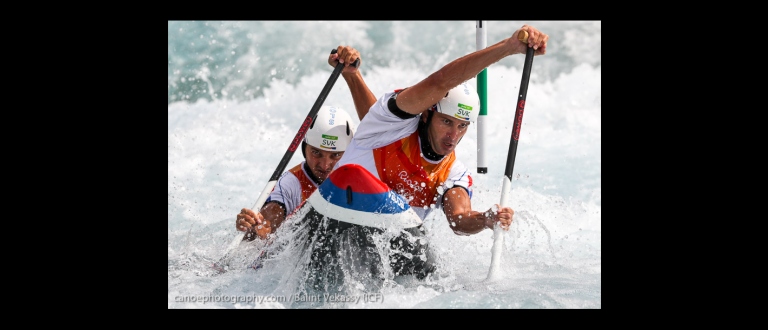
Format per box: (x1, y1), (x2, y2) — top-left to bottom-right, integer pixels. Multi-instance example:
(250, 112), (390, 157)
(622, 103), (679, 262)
(504, 45), (535, 180)
(267, 49), (359, 183)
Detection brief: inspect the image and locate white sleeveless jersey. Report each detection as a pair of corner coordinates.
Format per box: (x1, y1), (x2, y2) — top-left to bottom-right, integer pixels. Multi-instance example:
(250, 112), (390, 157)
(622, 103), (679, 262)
(265, 161), (316, 216)
(335, 91), (473, 220)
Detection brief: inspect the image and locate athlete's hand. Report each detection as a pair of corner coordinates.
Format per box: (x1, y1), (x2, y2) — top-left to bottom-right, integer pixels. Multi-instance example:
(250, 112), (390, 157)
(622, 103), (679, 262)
(484, 204), (514, 231)
(509, 24), (548, 56)
(329, 45), (361, 74)
(236, 208), (270, 240)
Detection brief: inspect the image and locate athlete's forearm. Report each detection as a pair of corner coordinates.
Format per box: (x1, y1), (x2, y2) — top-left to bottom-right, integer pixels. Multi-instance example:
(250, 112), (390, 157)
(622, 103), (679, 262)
(342, 70), (376, 120)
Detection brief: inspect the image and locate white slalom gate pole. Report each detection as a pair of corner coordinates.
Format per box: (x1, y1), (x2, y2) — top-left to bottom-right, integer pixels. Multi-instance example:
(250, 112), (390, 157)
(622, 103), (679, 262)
(476, 20), (488, 175)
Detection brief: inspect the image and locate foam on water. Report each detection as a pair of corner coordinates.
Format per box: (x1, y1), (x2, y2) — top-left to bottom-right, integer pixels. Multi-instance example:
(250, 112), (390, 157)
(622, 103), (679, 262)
(168, 20), (601, 309)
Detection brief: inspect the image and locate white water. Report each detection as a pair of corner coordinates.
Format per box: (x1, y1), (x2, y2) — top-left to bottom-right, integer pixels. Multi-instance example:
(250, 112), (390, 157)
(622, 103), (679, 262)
(168, 20), (600, 309)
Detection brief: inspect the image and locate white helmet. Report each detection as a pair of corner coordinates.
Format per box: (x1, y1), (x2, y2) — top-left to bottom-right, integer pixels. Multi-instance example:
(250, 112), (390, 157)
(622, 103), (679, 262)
(433, 81), (481, 122)
(304, 106), (355, 152)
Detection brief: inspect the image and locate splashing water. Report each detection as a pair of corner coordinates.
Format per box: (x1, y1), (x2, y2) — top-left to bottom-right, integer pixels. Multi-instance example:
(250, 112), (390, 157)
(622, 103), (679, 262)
(168, 20), (601, 309)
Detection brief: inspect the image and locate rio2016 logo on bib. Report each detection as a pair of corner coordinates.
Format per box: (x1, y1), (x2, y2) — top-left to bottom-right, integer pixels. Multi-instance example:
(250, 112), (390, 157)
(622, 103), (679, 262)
(454, 103), (473, 121)
(320, 134), (339, 150)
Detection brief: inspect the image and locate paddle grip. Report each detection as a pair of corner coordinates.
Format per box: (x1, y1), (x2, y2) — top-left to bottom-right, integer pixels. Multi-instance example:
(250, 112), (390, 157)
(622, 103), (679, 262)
(517, 30), (529, 44)
(330, 48), (360, 68)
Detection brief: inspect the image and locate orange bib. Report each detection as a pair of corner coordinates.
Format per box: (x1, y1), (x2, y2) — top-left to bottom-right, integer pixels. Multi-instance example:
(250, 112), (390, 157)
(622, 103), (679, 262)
(373, 131), (455, 207)
(287, 164), (318, 214)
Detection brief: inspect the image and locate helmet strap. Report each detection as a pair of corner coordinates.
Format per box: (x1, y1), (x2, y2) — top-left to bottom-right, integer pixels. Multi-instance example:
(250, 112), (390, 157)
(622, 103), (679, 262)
(418, 114), (445, 162)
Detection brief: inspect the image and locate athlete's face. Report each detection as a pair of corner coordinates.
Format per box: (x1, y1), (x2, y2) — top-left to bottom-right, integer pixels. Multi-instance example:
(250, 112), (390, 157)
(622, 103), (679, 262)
(425, 112), (470, 155)
(305, 145), (344, 182)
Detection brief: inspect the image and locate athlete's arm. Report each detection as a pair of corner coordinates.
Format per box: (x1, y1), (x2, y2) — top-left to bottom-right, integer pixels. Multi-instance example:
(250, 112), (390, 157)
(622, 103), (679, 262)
(394, 25), (547, 117)
(343, 69), (376, 120)
(253, 201), (287, 239)
(441, 187), (513, 236)
(330, 45), (376, 120)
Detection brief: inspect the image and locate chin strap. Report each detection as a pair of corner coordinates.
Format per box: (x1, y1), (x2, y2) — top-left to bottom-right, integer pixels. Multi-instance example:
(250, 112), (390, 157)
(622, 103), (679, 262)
(418, 112), (445, 162)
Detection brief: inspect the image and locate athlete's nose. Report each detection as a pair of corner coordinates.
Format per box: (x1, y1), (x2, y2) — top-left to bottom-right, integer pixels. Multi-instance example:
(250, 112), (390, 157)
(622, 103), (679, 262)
(318, 156), (335, 170)
(445, 126), (460, 141)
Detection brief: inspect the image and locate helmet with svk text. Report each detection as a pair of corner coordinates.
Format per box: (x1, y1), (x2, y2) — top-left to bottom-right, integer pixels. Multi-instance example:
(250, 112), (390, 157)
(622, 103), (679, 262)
(431, 81), (480, 123)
